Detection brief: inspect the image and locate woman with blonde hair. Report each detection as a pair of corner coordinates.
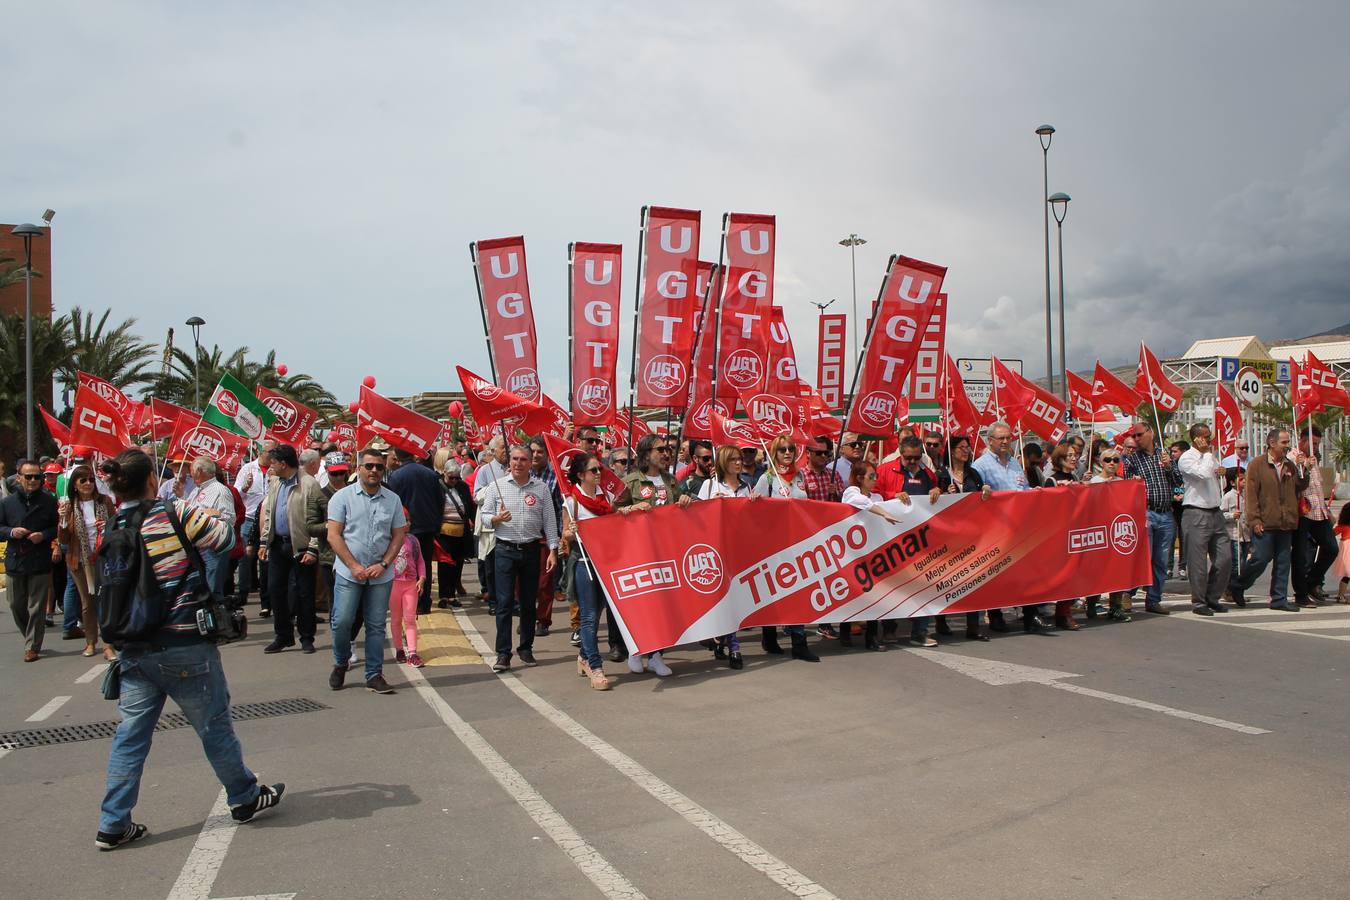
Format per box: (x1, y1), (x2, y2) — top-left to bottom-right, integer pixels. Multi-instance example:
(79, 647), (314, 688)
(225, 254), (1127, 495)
(56, 464), (116, 659)
(751, 434), (817, 661)
(697, 444), (758, 668)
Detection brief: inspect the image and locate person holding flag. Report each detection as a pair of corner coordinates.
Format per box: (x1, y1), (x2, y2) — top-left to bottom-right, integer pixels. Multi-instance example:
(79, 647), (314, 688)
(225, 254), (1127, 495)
(1293, 425), (1338, 606)
(1121, 420), (1182, 615)
(560, 451), (615, 691)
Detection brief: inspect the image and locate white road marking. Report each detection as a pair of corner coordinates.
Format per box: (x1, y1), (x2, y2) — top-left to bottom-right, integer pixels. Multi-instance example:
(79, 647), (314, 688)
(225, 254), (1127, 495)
(402, 664), (645, 900)
(26, 695), (71, 722)
(906, 648), (1270, 735)
(76, 662), (109, 683)
(452, 610), (839, 899)
(165, 789), (296, 900)
(1169, 604), (1350, 641)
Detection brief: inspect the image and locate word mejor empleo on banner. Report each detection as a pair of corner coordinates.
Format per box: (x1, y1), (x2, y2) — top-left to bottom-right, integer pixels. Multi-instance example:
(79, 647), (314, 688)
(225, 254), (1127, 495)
(578, 481), (1150, 655)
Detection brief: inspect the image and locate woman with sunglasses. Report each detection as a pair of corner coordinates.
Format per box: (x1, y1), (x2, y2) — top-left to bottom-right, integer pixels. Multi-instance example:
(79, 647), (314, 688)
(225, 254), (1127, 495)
(839, 460), (901, 651)
(751, 434), (818, 661)
(56, 465), (116, 659)
(933, 435), (994, 641)
(1084, 449), (1132, 621)
(697, 445), (760, 668)
(614, 434), (690, 675)
(561, 452), (614, 690)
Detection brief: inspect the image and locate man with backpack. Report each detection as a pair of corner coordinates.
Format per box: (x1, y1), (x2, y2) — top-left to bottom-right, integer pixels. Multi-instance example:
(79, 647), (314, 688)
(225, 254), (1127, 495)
(94, 449), (283, 851)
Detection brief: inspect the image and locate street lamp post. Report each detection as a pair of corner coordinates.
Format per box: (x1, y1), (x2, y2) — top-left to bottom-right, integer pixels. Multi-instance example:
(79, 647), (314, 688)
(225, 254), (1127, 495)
(1036, 124), (1056, 395)
(10, 223), (44, 459)
(838, 234), (866, 381)
(186, 316), (206, 410)
(1049, 192), (1071, 408)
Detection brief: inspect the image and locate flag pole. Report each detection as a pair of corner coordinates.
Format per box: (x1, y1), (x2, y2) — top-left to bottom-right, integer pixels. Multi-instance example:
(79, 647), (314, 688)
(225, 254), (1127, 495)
(708, 214), (731, 415)
(1140, 342), (1167, 446)
(625, 207), (649, 460)
(942, 356), (954, 477)
(566, 242), (575, 416)
(675, 263), (721, 458)
(834, 255), (895, 476)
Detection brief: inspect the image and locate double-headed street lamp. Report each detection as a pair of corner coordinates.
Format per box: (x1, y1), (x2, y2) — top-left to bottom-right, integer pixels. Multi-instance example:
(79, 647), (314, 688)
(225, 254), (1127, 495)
(838, 234), (866, 380)
(1049, 192), (1071, 407)
(186, 316), (206, 410)
(10, 222), (45, 459)
(1036, 124), (1056, 395)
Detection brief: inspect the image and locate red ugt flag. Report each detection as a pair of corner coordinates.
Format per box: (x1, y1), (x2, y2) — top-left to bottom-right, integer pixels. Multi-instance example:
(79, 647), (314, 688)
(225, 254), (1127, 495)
(569, 242), (622, 427)
(165, 411), (250, 466)
(254, 385), (318, 446)
(70, 385), (132, 458)
(1135, 344), (1182, 413)
(716, 213), (775, 398)
(635, 207), (701, 407)
(473, 236), (542, 401)
(846, 255), (947, 435)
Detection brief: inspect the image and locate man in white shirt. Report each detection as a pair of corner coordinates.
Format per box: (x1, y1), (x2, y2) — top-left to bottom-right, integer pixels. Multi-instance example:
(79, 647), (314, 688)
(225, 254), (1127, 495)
(1176, 422), (1230, 616)
(185, 458), (237, 596)
(233, 444), (273, 610)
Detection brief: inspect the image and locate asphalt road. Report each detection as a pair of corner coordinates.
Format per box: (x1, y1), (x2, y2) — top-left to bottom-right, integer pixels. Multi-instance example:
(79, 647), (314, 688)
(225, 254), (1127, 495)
(3, 562), (1349, 900)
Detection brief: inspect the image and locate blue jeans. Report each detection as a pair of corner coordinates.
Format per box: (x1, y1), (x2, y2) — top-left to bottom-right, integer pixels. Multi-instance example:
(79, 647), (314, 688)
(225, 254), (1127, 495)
(202, 547), (229, 597)
(574, 554), (604, 671)
(1239, 529), (1294, 605)
(62, 573), (80, 633)
(493, 542), (540, 658)
(331, 574), (392, 682)
(100, 642), (258, 833)
(1145, 510), (1175, 608)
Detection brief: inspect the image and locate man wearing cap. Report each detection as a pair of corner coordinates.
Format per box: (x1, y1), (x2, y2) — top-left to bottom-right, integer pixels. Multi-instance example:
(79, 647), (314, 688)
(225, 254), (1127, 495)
(1, 459), (59, 661)
(319, 452), (351, 600)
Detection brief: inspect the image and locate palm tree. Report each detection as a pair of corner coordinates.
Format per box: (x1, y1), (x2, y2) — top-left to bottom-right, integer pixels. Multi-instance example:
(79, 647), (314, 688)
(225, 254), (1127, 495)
(0, 311), (72, 458)
(0, 251), (43, 292)
(146, 343), (340, 419)
(57, 306), (158, 395)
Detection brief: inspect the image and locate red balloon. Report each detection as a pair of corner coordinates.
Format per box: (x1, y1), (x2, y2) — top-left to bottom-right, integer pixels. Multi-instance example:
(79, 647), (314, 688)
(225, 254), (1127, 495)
(448, 400), (463, 418)
(276, 363), (288, 376)
(347, 401), (359, 414)
(362, 375), (376, 389)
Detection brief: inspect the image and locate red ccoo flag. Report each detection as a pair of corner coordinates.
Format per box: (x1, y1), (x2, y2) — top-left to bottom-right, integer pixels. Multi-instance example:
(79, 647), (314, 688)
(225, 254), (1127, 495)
(70, 385), (132, 458)
(39, 405), (72, 456)
(357, 385), (441, 457)
(1213, 383), (1243, 458)
(1303, 351), (1350, 410)
(1092, 361), (1143, 413)
(1135, 344), (1182, 414)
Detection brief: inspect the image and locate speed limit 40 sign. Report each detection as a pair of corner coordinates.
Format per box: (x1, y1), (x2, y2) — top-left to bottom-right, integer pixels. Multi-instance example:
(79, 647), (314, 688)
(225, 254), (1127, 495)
(1233, 365), (1263, 407)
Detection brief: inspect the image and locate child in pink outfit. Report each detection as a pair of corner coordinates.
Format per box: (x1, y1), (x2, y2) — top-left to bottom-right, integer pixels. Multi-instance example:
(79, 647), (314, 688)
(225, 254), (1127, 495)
(389, 529), (426, 667)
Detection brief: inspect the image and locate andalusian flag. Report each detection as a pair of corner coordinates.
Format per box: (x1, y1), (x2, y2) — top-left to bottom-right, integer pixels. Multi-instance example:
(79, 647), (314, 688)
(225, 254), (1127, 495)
(203, 372), (275, 440)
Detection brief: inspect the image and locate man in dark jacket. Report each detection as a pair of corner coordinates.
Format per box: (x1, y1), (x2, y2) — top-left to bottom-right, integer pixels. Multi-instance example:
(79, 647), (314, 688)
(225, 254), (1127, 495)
(0, 459), (60, 661)
(387, 448), (444, 614)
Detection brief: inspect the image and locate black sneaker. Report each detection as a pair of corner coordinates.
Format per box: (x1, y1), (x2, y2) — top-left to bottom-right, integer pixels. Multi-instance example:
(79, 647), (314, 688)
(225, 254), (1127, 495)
(1192, 606), (1214, 616)
(449, 597), (462, 609)
(95, 822), (148, 851)
(536, 624), (550, 637)
(492, 655), (510, 672)
(517, 648), (538, 667)
(263, 639), (293, 654)
(366, 673), (396, 694)
(300, 640), (316, 654)
(569, 630), (581, 647)
(231, 783), (286, 823)
(329, 665), (346, 691)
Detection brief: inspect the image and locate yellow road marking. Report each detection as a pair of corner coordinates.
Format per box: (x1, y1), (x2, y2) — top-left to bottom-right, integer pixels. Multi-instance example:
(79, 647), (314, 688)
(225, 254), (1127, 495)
(415, 608), (481, 666)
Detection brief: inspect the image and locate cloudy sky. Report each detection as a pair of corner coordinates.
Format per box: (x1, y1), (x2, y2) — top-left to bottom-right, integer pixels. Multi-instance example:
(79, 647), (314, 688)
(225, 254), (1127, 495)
(5, 1), (1349, 404)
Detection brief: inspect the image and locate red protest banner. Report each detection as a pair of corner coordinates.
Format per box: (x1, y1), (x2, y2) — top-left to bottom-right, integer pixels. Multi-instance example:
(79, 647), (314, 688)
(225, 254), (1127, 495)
(906, 292), (946, 422)
(456, 366), (562, 440)
(1304, 351), (1350, 410)
(764, 306), (802, 398)
(254, 384), (318, 446)
(570, 241), (622, 426)
(70, 385), (133, 458)
(330, 422), (358, 453)
(846, 255), (947, 435)
(941, 355), (985, 444)
(636, 207), (701, 407)
(357, 385), (441, 457)
(715, 213), (775, 398)
(578, 480), (1149, 654)
(473, 236), (541, 401)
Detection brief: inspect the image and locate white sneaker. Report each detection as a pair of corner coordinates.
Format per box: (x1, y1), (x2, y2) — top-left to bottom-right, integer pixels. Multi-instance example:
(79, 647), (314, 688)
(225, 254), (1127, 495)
(626, 654), (646, 674)
(647, 653), (673, 677)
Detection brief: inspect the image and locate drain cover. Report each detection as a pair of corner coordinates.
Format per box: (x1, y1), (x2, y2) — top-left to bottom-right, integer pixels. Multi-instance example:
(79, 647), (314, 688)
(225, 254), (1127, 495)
(0, 697), (329, 751)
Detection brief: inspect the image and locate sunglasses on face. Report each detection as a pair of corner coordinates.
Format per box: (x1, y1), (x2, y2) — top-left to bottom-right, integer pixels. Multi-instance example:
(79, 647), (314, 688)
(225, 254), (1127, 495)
(76, 476), (93, 484)
(580, 436), (600, 444)
(777, 446), (797, 454)
(20, 473), (40, 480)
(362, 463), (386, 472)
(613, 457), (631, 465)
(695, 455), (712, 463)
(1100, 456), (1120, 464)
(585, 466), (602, 474)
(843, 441), (863, 449)
(809, 449), (830, 456)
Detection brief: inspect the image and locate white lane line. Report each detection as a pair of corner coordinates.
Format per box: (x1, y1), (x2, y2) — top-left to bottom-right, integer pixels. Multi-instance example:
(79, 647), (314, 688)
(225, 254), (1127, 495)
(76, 663), (109, 684)
(166, 789), (296, 900)
(26, 696), (71, 722)
(1048, 682), (1271, 735)
(907, 648), (1272, 735)
(452, 610), (838, 900)
(402, 664), (646, 900)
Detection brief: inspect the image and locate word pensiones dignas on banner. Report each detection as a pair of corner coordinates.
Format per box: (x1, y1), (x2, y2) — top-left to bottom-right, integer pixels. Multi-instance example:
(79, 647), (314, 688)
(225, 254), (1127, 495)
(577, 481), (1150, 655)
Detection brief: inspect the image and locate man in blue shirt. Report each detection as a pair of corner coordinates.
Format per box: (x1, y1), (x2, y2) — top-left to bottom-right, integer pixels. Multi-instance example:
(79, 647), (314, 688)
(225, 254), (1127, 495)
(972, 421), (1052, 633)
(327, 447), (409, 693)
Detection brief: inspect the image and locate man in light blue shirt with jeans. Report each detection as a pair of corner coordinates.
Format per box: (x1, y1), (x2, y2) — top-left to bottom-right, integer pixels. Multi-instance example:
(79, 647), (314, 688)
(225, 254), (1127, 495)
(972, 421), (1051, 633)
(326, 447), (408, 694)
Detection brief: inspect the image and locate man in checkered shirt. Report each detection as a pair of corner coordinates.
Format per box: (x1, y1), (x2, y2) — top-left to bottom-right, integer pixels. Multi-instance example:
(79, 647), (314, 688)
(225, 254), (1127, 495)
(1121, 420), (1182, 614)
(477, 445), (560, 672)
